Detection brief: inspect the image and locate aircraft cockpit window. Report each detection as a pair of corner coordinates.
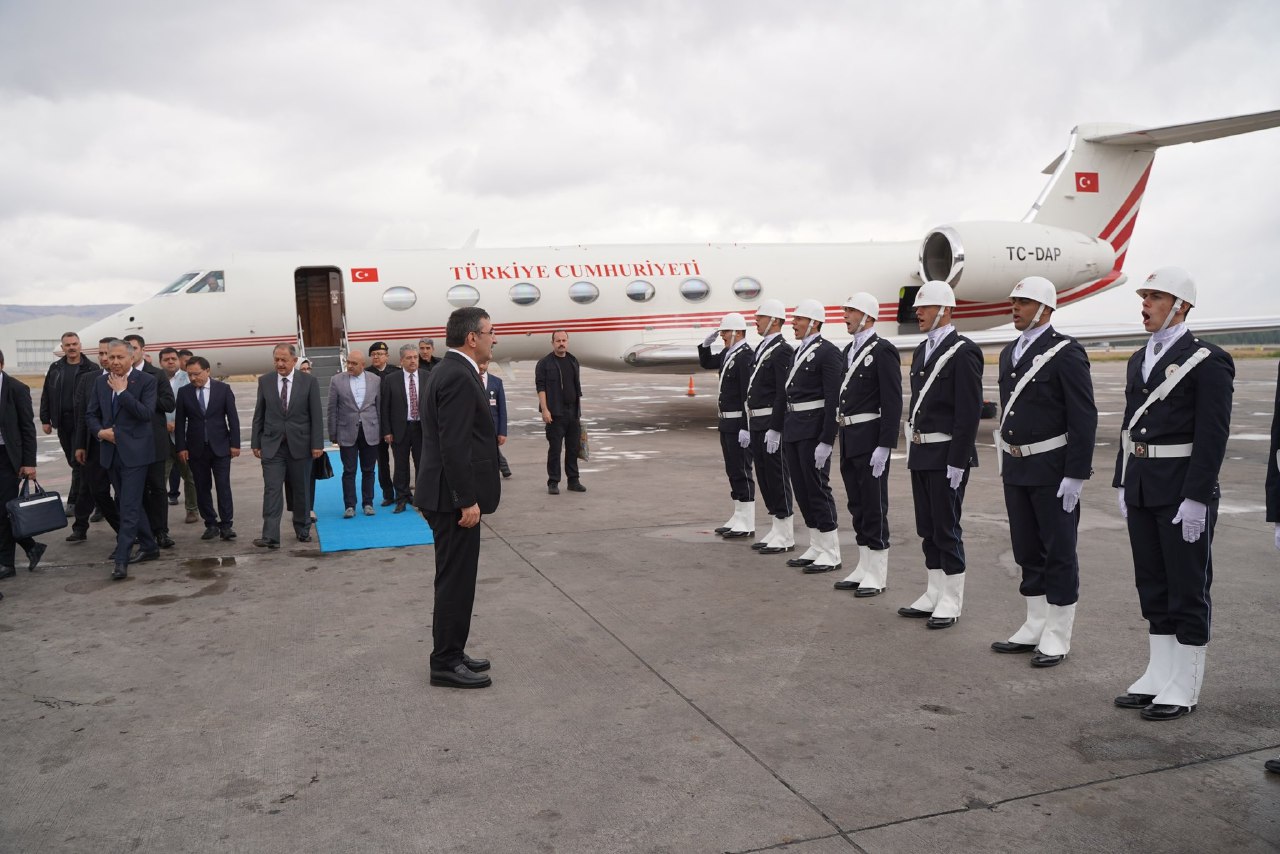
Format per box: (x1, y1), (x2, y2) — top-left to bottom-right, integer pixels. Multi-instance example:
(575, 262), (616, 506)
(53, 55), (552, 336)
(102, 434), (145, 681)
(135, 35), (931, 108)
(568, 281), (599, 304)
(509, 282), (541, 306)
(679, 278), (710, 302)
(157, 271), (199, 295)
(447, 284), (480, 307)
(626, 280), (655, 302)
(186, 270), (225, 293)
(732, 277), (762, 300)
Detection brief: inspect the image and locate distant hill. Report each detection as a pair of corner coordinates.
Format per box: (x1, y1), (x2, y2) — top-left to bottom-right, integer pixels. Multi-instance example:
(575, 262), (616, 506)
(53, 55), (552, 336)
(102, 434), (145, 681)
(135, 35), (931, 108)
(0, 304), (129, 327)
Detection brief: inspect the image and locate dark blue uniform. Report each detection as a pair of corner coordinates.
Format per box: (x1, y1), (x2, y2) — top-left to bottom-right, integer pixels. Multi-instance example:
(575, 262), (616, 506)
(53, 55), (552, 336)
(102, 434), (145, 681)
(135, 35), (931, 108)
(837, 333), (902, 551)
(784, 335), (844, 534)
(698, 340), (755, 502)
(746, 335), (794, 522)
(1267, 361), (1280, 528)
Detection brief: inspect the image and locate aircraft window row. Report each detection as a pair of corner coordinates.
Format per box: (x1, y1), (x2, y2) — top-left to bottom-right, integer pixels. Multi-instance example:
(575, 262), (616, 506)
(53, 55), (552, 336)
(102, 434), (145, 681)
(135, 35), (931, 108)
(445, 275), (767, 309)
(382, 286), (417, 311)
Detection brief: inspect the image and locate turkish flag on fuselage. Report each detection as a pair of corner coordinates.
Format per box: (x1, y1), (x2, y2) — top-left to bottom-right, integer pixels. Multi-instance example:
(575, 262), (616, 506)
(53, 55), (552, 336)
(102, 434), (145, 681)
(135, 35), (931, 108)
(352, 268), (379, 282)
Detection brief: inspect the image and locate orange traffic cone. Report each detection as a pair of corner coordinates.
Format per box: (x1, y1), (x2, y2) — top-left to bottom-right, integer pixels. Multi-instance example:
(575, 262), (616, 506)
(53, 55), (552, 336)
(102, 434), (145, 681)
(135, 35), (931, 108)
(686, 376), (696, 397)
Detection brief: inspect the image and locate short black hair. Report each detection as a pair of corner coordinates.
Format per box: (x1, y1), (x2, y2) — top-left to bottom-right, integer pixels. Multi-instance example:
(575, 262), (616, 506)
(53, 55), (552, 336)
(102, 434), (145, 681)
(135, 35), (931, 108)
(445, 307), (490, 348)
(123, 333), (145, 348)
(98, 336), (113, 345)
(187, 356), (211, 371)
(177, 349), (193, 358)
(159, 347), (179, 358)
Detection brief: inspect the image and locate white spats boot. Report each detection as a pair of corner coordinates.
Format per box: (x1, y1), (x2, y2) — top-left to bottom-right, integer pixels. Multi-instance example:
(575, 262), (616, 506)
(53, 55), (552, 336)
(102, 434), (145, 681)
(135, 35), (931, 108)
(787, 527), (820, 566)
(854, 549), (889, 597)
(715, 504), (737, 536)
(754, 516), (780, 551)
(927, 572), (965, 629)
(899, 568), (944, 618)
(1031, 603), (1076, 667)
(804, 529), (842, 574)
(992, 595), (1048, 654)
(725, 501), (755, 539)
(1143, 642), (1206, 720)
(834, 545), (870, 590)
(761, 515), (795, 554)
(1115, 633), (1178, 709)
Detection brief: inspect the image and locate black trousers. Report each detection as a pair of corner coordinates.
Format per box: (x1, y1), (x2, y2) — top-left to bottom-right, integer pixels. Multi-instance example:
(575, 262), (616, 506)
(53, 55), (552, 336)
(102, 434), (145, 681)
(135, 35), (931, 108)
(143, 456), (168, 536)
(784, 437), (837, 532)
(750, 430), (792, 519)
(108, 457), (156, 563)
(840, 451), (890, 550)
(718, 430), (755, 502)
(56, 423), (82, 505)
(1125, 499), (1217, 646)
(340, 426), (378, 509)
(545, 415), (580, 483)
(392, 422), (423, 502)
(189, 451), (234, 529)
(0, 454), (37, 568)
(910, 468), (969, 575)
(1003, 482), (1080, 605)
(262, 441), (311, 541)
(74, 440), (119, 535)
(376, 438), (394, 502)
(424, 508), (482, 670)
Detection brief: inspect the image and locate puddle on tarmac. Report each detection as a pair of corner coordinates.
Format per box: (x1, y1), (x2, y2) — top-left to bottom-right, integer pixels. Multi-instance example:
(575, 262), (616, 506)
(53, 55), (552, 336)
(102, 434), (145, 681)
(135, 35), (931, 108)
(137, 595), (181, 606)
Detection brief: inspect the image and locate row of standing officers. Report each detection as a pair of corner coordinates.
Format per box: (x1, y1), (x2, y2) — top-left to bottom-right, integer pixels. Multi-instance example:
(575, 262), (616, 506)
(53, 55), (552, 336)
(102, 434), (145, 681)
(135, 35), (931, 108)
(700, 268), (1234, 722)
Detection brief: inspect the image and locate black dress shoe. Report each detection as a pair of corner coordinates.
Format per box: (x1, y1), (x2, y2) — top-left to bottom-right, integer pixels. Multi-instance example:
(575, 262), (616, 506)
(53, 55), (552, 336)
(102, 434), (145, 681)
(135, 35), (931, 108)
(751, 541), (768, 550)
(991, 641), (1036, 654)
(547, 483), (560, 495)
(833, 580), (860, 590)
(1265, 758), (1280, 774)
(1031, 653), (1066, 668)
(393, 502), (406, 514)
(253, 538), (281, 550)
(157, 534), (176, 549)
(567, 480), (586, 492)
(0, 565), (15, 580)
(759, 544), (795, 554)
(898, 606), (932, 618)
(462, 654), (491, 672)
(501, 469), (512, 479)
(853, 586), (884, 598)
(90, 509), (104, 522)
(111, 563), (128, 580)
(802, 563), (839, 574)
(220, 528), (237, 540)
(296, 532), (312, 543)
(202, 526), (220, 540)
(1113, 692), (1156, 709)
(429, 663), (492, 688)
(128, 549), (160, 564)
(66, 530), (87, 543)
(167, 495), (179, 506)
(926, 616), (958, 629)
(381, 497), (396, 507)
(786, 556), (815, 567)
(723, 530), (753, 539)
(1141, 703), (1195, 721)
(714, 526), (731, 534)
(27, 542), (47, 572)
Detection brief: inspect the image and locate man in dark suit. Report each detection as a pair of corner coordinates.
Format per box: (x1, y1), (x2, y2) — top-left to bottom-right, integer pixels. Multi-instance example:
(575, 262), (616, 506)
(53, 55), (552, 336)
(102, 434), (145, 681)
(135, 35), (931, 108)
(746, 299), (796, 555)
(898, 281), (984, 630)
(831, 292), (902, 598)
(479, 359), (512, 479)
(366, 341), (397, 507)
(1268, 358), (1280, 775)
(990, 278), (1096, 667)
(416, 307), (501, 689)
(1111, 268), (1234, 721)
(68, 337), (120, 543)
(251, 343), (324, 548)
(380, 344), (427, 512)
(698, 312), (756, 539)
(0, 349), (47, 585)
(328, 350), (382, 517)
(175, 356), (240, 541)
(418, 338), (442, 373)
(86, 339), (160, 579)
(535, 331), (585, 494)
(39, 331), (97, 515)
(123, 334), (176, 549)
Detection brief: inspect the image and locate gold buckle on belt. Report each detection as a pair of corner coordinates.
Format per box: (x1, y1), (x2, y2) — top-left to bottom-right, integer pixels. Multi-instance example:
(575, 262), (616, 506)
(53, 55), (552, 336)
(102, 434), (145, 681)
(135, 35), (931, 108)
(911, 431), (922, 445)
(1133, 442), (1149, 458)
(1009, 445), (1023, 458)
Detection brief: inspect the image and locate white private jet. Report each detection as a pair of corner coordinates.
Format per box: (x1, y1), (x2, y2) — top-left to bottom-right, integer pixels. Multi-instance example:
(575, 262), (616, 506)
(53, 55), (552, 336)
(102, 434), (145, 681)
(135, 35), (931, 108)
(79, 109), (1280, 376)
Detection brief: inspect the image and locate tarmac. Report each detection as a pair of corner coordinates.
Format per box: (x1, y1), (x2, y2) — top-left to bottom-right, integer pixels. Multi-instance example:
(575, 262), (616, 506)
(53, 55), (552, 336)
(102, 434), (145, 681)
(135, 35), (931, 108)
(2, 357), (1278, 853)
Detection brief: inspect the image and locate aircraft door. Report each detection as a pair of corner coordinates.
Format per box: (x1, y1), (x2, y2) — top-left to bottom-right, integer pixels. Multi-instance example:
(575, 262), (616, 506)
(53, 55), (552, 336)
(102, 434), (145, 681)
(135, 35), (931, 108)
(295, 266), (346, 348)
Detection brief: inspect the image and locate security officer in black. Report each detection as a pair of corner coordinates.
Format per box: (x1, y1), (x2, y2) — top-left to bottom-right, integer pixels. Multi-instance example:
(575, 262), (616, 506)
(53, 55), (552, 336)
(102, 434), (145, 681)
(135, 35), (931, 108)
(990, 277), (1096, 667)
(1112, 267), (1233, 721)
(366, 341), (397, 507)
(898, 280), (983, 629)
(746, 299), (796, 554)
(782, 298), (844, 573)
(830, 292), (901, 597)
(699, 312), (756, 539)
(1267, 361), (1280, 775)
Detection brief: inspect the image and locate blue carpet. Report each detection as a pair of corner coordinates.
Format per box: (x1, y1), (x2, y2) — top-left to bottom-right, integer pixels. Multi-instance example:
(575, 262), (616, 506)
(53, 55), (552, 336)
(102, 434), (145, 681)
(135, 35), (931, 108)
(313, 450), (433, 553)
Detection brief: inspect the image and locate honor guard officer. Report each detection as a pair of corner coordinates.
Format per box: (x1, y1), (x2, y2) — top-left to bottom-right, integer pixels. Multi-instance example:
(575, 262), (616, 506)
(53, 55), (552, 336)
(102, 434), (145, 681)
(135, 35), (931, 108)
(745, 299), (796, 554)
(698, 312), (757, 540)
(898, 281), (984, 629)
(782, 299), (845, 573)
(1266, 363), (1280, 775)
(1112, 267), (1234, 721)
(831, 292), (901, 598)
(990, 277), (1096, 666)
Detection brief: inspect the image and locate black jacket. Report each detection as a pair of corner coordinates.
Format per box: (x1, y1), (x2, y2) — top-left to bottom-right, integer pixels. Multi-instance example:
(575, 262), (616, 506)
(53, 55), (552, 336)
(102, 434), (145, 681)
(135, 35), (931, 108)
(1, 373), (37, 471)
(40, 356), (98, 429)
(745, 335), (793, 433)
(698, 341), (754, 433)
(838, 333), (903, 458)
(416, 352), (501, 514)
(535, 352), (583, 419)
(906, 330), (984, 471)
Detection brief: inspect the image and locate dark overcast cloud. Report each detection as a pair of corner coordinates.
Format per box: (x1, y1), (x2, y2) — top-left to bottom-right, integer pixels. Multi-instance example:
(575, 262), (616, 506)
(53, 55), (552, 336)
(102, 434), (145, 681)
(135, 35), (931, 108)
(1, 0), (1277, 322)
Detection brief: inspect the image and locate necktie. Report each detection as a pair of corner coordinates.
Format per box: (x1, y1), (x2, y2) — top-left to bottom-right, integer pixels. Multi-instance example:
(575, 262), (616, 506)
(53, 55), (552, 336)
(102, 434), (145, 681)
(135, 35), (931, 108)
(408, 372), (418, 420)
(280, 377), (289, 411)
(111, 390), (120, 418)
(198, 386), (207, 413)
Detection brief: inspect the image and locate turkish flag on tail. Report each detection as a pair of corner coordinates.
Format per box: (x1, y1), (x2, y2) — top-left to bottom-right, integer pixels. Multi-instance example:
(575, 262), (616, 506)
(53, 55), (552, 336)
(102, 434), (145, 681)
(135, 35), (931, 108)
(1075, 172), (1099, 193)
(352, 267), (379, 282)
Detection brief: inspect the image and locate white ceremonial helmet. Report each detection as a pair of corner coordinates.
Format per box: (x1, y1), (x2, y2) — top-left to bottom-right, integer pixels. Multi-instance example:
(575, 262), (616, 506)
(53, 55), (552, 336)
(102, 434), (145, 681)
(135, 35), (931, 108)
(1137, 266), (1197, 307)
(755, 298), (786, 320)
(841, 292), (880, 319)
(718, 312), (748, 332)
(1009, 276), (1058, 309)
(792, 299), (827, 322)
(913, 280), (957, 308)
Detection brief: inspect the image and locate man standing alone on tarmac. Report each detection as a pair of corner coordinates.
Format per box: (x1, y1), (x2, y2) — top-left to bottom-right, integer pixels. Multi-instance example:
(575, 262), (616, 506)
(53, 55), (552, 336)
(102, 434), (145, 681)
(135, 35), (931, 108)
(536, 331), (585, 495)
(698, 312), (756, 540)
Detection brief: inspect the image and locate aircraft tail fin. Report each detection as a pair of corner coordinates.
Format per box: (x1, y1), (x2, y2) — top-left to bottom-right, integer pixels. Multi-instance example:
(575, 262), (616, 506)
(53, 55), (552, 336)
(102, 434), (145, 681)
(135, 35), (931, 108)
(1026, 109), (1280, 271)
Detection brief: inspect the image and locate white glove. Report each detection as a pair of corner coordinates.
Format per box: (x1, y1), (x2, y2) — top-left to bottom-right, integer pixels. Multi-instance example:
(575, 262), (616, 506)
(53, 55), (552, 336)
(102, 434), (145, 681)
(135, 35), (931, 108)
(870, 446), (890, 479)
(815, 442), (832, 468)
(737, 429), (751, 449)
(702, 330), (719, 347)
(765, 429), (781, 454)
(1274, 523), (1280, 552)
(1117, 488), (1128, 520)
(946, 465), (964, 491)
(1171, 498), (1208, 543)
(1056, 477), (1084, 513)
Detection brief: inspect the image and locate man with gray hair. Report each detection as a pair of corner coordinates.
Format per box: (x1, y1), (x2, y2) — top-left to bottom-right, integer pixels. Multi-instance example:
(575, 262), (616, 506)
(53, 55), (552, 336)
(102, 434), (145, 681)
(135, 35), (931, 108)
(418, 338), (441, 373)
(379, 344), (428, 512)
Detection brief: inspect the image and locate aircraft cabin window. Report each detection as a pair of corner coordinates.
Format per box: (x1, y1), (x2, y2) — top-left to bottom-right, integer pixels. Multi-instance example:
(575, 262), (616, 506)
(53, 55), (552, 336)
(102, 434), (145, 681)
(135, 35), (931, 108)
(447, 284), (481, 307)
(679, 278), (710, 302)
(732, 276), (762, 300)
(186, 270), (225, 293)
(383, 286), (417, 311)
(626, 280), (655, 302)
(568, 281), (599, 304)
(158, 271), (200, 295)
(510, 282), (541, 306)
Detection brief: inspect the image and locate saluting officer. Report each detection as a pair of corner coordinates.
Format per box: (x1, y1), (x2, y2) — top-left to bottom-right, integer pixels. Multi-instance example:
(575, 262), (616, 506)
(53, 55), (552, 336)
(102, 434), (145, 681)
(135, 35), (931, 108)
(897, 281), (983, 629)
(831, 292), (901, 598)
(1112, 267), (1234, 721)
(781, 299), (845, 573)
(699, 312), (757, 540)
(745, 299), (796, 554)
(989, 277), (1096, 667)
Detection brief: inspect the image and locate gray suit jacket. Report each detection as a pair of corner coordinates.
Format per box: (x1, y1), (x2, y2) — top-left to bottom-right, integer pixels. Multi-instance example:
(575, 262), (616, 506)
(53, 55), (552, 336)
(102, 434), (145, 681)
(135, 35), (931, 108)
(328, 371), (381, 446)
(250, 370), (324, 460)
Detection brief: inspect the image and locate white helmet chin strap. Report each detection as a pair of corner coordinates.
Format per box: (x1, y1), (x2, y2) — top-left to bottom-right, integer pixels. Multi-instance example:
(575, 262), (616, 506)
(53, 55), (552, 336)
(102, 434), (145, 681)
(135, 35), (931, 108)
(1031, 303), (1046, 326)
(928, 307), (945, 333)
(1158, 298), (1184, 334)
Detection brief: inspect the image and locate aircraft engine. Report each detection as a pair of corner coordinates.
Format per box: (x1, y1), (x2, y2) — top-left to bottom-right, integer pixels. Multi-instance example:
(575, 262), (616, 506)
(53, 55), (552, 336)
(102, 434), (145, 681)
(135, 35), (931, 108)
(917, 221), (1116, 304)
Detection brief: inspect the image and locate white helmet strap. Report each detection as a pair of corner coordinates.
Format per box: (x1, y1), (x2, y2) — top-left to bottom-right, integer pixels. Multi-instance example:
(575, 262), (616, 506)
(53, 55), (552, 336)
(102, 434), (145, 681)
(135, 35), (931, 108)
(928, 306), (945, 333)
(1158, 298), (1184, 333)
(1031, 303), (1046, 326)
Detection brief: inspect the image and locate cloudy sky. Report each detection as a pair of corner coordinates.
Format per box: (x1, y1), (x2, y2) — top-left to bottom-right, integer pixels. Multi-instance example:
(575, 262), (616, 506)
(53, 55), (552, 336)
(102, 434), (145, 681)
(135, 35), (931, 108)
(1, 0), (1277, 324)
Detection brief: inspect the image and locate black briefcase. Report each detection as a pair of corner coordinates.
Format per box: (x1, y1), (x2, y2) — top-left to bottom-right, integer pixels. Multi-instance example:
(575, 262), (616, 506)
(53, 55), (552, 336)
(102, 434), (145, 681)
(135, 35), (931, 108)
(6, 478), (69, 539)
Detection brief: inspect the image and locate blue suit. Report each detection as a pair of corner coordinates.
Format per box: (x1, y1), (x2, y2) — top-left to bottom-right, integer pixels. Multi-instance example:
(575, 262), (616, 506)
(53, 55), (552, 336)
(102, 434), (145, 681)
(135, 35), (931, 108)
(86, 368), (158, 562)
(484, 372), (511, 476)
(175, 380), (240, 531)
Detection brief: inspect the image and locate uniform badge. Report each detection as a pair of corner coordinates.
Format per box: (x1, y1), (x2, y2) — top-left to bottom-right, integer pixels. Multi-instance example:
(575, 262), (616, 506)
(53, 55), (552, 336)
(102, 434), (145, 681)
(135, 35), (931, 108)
(1032, 354), (1044, 367)
(863, 353), (874, 367)
(805, 351), (816, 364)
(1165, 364), (1178, 379)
